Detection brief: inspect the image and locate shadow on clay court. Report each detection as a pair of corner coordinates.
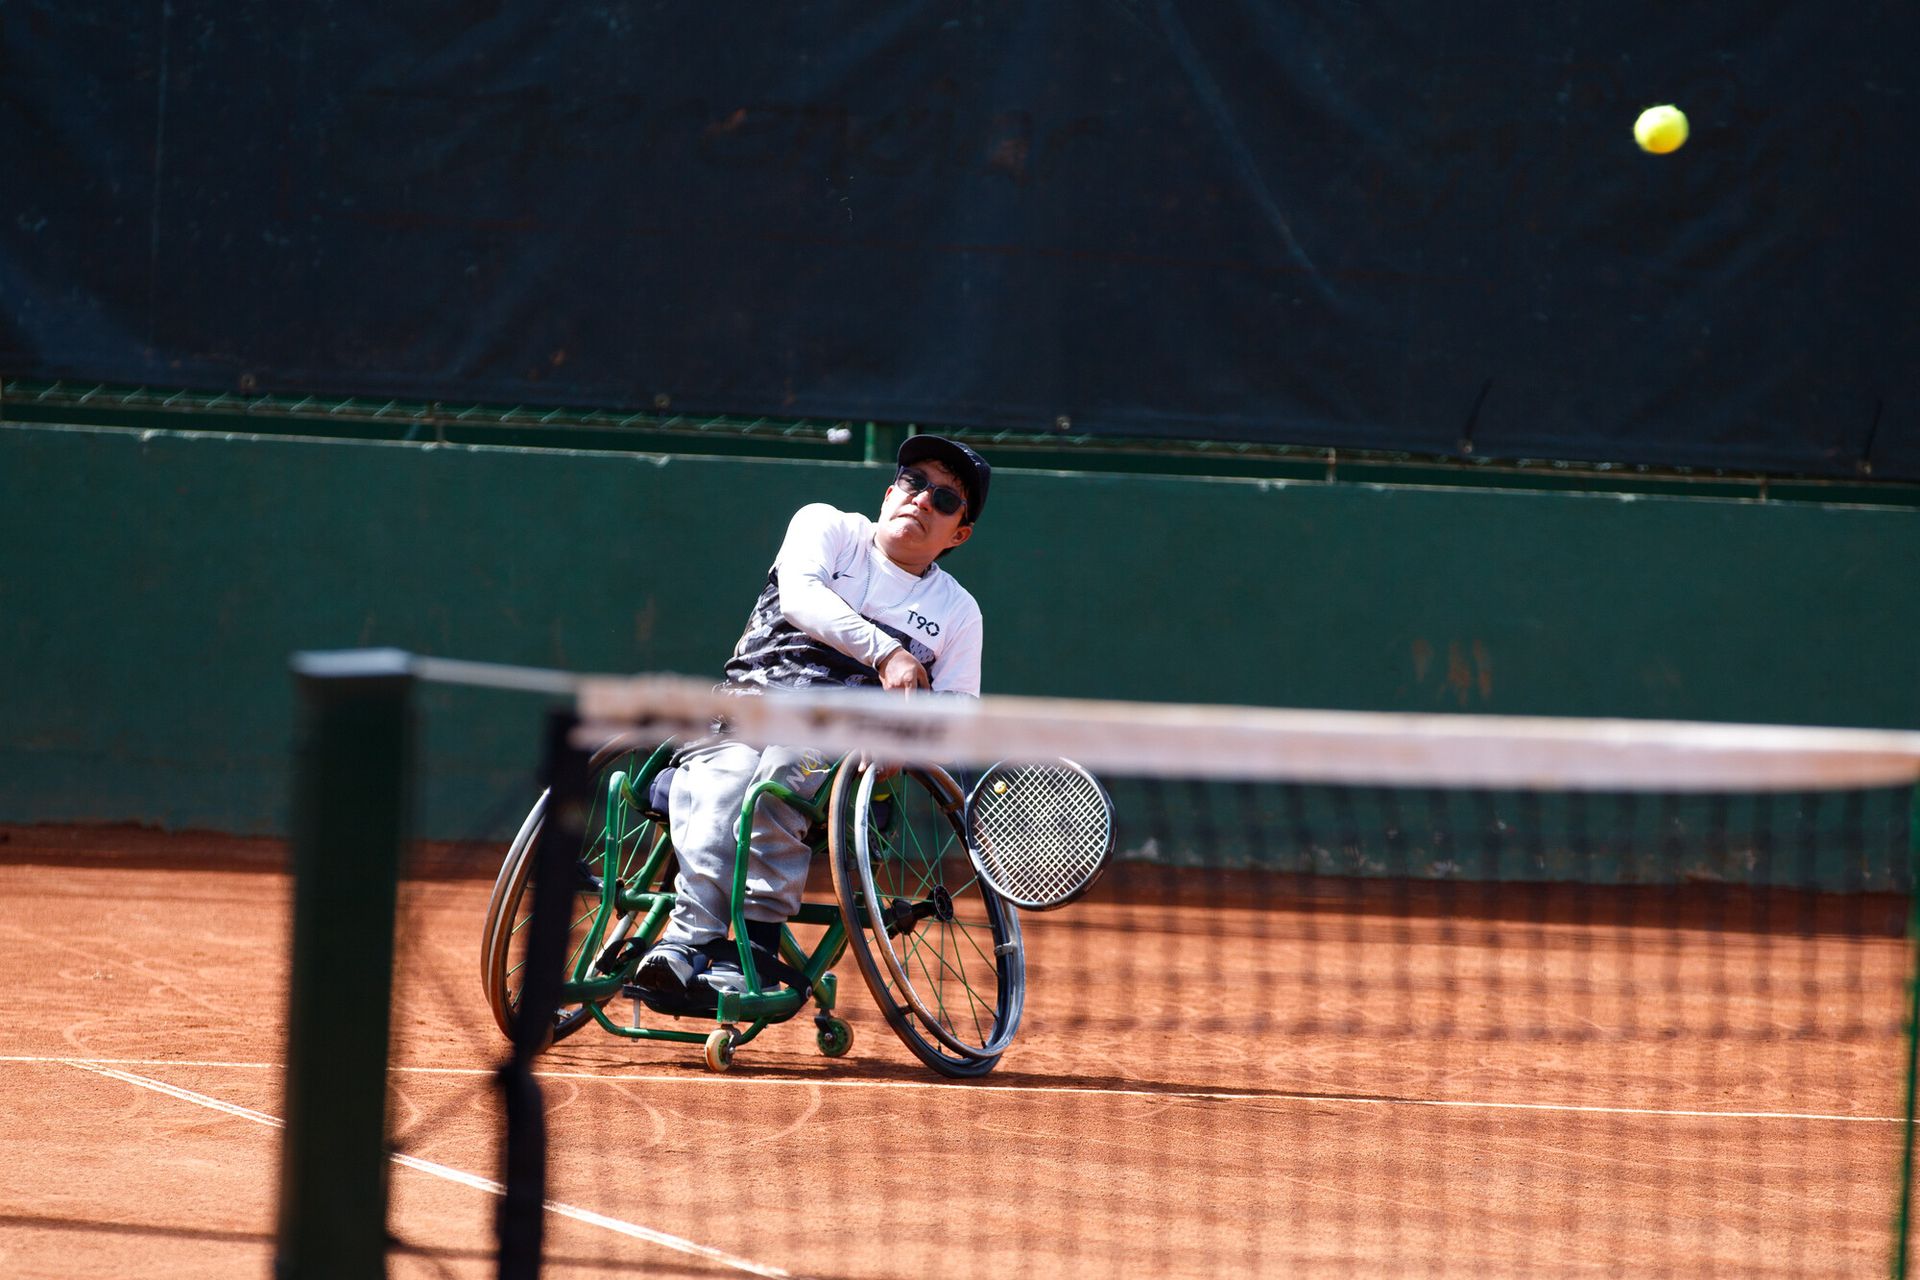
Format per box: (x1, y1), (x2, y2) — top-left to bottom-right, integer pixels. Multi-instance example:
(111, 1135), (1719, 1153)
(0, 1213), (273, 1246)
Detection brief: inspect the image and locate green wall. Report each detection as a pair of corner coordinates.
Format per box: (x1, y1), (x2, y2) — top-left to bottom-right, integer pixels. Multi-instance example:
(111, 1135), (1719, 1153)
(3, 422), (1916, 871)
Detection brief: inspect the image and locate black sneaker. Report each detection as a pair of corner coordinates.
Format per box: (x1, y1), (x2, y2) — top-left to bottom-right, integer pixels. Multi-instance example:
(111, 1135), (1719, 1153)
(632, 941), (708, 997)
(628, 941), (720, 1017)
(700, 927), (801, 998)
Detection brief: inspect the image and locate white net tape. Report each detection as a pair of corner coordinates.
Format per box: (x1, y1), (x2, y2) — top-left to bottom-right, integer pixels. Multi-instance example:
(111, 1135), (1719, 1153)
(566, 671), (1920, 793)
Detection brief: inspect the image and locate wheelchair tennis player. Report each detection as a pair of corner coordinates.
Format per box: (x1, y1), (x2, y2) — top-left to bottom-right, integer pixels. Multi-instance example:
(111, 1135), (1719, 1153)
(631, 434), (991, 1014)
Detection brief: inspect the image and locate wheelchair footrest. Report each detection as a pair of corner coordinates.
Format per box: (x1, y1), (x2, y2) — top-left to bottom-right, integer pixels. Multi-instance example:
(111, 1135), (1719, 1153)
(622, 982), (718, 1020)
(716, 987), (807, 1022)
(618, 980), (811, 1023)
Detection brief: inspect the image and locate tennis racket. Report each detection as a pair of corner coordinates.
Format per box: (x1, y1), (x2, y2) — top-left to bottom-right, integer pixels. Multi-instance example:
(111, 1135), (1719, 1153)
(963, 759), (1115, 910)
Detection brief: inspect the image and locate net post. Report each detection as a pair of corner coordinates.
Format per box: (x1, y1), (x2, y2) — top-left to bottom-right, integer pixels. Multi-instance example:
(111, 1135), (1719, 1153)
(275, 649), (416, 1280)
(1897, 781), (1920, 1280)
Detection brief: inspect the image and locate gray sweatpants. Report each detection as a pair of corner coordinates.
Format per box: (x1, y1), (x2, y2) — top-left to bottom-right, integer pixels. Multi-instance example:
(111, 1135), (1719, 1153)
(660, 740), (832, 946)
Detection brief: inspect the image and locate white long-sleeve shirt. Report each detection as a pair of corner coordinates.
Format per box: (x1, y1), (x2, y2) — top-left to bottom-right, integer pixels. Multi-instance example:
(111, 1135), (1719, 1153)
(722, 503), (984, 695)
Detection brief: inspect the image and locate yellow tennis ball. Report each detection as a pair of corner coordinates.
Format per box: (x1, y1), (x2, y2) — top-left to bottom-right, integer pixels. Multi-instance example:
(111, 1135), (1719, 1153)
(1634, 104), (1689, 154)
(991, 778), (1009, 795)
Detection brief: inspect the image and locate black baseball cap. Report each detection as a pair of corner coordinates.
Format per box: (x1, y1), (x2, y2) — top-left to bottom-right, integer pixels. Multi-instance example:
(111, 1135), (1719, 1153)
(897, 434), (991, 523)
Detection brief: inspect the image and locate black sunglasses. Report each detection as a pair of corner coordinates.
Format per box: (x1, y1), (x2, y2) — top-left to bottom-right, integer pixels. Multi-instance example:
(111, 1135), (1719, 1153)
(894, 466), (968, 518)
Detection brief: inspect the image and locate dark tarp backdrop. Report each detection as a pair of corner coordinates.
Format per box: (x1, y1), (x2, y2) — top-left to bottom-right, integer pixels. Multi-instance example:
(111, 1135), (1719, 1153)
(2, 1), (1914, 477)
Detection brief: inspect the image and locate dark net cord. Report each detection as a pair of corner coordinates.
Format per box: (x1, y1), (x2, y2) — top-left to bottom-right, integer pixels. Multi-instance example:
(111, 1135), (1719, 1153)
(496, 711), (595, 1280)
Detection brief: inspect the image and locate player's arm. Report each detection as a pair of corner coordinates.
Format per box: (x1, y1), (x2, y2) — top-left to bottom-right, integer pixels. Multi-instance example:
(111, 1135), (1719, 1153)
(773, 504), (908, 673)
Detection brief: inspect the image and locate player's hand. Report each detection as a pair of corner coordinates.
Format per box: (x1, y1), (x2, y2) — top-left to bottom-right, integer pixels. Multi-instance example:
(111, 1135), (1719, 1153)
(872, 649), (925, 781)
(877, 647), (930, 694)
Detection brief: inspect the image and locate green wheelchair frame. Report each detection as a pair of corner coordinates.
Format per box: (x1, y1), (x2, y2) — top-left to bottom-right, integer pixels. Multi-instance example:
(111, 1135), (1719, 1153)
(481, 739), (1026, 1077)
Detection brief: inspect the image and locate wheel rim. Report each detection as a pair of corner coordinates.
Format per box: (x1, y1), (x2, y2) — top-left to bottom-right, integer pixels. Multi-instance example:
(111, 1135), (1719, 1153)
(850, 766), (1023, 1060)
(484, 753), (664, 1042)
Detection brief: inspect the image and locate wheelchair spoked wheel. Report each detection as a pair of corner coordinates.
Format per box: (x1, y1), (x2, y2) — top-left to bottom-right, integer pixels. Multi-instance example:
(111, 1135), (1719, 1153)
(480, 746), (666, 1044)
(828, 761), (1026, 1078)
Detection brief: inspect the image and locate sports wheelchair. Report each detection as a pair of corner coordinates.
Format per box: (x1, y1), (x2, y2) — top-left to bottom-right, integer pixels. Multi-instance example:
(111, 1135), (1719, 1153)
(480, 739), (1024, 1078)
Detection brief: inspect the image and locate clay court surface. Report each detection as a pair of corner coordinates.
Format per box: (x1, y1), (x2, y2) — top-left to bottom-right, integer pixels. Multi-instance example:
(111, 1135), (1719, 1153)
(0, 822), (1908, 1278)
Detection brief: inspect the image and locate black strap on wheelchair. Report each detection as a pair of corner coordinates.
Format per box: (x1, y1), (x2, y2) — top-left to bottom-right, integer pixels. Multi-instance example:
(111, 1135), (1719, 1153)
(592, 936), (647, 976)
(746, 945), (811, 994)
(740, 920), (811, 993)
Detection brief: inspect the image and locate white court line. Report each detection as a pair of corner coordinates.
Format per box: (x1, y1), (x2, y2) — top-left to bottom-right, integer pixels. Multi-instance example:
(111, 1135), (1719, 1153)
(55, 1060), (803, 1280)
(1, 1055), (284, 1070)
(66, 1061), (286, 1128)
(9, 1053), (1905, 1125)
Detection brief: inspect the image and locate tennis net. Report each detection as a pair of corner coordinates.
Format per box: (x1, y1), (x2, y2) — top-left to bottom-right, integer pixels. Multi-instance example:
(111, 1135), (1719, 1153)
(282, 657), (1920, 1279)
(561, 675), (1918, 1277)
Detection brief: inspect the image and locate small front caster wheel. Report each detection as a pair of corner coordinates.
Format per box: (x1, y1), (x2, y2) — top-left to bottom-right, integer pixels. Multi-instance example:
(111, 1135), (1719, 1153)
(704, 1025), (738, 1073)
(814, 1015), (854, 1058)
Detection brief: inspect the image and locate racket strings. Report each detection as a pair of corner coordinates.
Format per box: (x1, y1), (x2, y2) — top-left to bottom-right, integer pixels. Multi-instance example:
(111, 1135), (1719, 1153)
(969, 763), (1113, 906)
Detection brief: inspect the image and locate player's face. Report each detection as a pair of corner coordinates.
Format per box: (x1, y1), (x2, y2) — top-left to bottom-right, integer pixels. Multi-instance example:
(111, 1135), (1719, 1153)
(878, 458), (973, 567)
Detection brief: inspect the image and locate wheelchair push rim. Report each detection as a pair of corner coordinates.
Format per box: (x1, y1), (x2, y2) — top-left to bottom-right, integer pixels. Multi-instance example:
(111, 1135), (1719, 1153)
(830, 761), (1025, 1071)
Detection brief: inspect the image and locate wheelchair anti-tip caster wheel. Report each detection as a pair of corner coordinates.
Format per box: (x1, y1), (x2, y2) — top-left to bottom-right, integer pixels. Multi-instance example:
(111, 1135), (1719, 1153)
(704, 1025), (739, 1073)
(814, 1015), (853, 1058)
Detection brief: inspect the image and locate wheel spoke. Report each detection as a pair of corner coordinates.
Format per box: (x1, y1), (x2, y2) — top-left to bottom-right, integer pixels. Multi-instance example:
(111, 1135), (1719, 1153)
(896, 809), (942, 899)
(914, 915), (994, 1047)
(929, 911), (989, 1046)
(952, 914), (1000, 969)
(908, 940), (953, 1032)
(902, 924), (980, 994)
